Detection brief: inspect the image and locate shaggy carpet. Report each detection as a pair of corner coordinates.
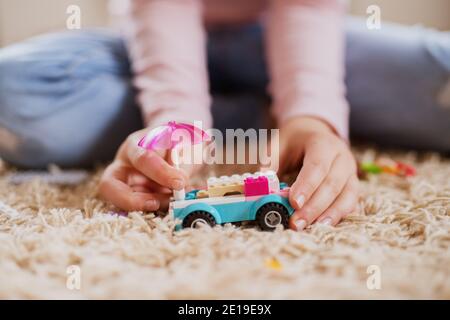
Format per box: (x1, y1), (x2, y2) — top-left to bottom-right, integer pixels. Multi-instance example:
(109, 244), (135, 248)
(0, 149), (449, 299)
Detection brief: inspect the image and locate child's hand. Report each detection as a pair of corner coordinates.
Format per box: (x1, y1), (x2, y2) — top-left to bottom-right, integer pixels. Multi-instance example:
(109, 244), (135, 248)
(98, 128), (190, 212)
(278, 117), (359, 230)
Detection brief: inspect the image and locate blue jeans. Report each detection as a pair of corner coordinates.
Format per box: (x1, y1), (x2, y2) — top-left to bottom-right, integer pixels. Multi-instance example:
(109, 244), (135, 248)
(0, 18), (449, 168)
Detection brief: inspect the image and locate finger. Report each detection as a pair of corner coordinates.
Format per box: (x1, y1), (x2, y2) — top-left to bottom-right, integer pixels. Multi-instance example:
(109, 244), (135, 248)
(289, 138), (337, 211)
(128, 185), (171, 210)
(128, 143), (188, 190)
(127, 171), (173, 194)
(130, 185), (152, 193)
(127, 171), (152, 187)
(99, 164), (161, 212)
(316, 174), (360, 226)
(154, 194), (171, 212)
(289, 154), (355, 230)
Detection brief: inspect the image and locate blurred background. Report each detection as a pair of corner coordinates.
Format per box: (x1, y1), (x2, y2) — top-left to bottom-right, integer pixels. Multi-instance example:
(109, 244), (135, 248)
(0, 0), (449, 47)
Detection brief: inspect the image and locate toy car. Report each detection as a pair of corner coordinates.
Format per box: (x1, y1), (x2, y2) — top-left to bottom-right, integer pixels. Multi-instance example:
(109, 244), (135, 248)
(169, 171), (294, 231)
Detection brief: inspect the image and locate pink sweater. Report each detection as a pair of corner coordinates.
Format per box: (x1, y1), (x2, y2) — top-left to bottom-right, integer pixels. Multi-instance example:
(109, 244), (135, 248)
(117, 0), (349, 138)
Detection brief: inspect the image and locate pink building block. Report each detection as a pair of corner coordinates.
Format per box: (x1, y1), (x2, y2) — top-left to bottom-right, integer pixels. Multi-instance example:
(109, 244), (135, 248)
(244, 176), (269, 197)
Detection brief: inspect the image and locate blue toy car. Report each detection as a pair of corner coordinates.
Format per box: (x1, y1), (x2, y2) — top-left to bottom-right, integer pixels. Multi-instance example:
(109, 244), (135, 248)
(169, 171), (294, 231)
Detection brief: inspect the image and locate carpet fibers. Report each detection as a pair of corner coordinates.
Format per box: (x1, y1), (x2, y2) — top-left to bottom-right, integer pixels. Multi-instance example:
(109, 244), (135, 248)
(0, 149), (449, 299)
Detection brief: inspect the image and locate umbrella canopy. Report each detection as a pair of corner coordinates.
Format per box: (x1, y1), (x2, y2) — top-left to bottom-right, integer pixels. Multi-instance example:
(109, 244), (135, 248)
(138, 121), (209, 151)
(137, 121), (209, 201)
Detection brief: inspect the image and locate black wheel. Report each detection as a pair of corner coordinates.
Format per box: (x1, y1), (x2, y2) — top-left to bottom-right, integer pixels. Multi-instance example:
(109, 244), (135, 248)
(256, 203), (289, 231)
(182, 211), (217, 229)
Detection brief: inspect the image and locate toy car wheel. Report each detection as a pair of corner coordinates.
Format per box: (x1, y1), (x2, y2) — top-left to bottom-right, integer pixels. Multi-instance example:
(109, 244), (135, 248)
(182, 211), (217, 229)
(256, 203), (289, 231)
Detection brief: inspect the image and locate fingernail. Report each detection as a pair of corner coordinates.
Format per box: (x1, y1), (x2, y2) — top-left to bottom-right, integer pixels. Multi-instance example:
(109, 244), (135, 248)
(294, 219), (307, 231)
(144, 200), (159, 212)
(171, 178), (185, 190)
(295, 194), (305, 209)
(319, 217), (333, 226)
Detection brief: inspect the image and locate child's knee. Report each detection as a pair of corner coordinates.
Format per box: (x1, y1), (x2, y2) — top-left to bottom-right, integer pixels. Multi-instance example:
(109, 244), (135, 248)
(0, 125), (48, 169)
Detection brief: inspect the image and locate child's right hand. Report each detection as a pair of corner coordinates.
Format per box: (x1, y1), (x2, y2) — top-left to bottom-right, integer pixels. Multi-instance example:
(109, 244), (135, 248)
(98, 128), (190, 212)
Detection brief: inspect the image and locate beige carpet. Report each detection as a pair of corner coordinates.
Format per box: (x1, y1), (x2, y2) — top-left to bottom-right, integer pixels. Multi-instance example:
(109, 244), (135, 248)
(0, 149), (449, 299)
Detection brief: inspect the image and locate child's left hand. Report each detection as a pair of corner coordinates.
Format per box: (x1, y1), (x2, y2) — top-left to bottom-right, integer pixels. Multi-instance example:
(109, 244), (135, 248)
(277, 117), (360, 231)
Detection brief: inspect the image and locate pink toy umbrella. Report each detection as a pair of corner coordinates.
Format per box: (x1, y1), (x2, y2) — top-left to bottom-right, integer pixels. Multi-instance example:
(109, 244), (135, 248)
(138, 121), (209, 200)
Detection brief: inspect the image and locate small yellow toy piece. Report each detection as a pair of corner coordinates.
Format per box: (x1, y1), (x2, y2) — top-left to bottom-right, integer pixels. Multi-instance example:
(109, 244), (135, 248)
(208, 183), (244, 197)
(207, 175), (245, 197)
(196, 190), (209, 199)
(265, 258), (283, 271)
(376, 157), (400, 175)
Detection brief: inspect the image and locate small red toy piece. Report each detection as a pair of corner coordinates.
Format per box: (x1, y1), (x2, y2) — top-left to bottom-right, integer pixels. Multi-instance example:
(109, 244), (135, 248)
(396, 162), (416, 177)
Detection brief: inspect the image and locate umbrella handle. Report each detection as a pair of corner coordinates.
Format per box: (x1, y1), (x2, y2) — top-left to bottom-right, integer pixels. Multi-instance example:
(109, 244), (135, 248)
(171, 147), (185, 201)
(171, 147), (180, 169)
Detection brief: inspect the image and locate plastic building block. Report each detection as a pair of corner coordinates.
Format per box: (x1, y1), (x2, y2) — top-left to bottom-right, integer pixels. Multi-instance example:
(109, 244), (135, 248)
(265, 258), (283, 271)
(208, 184), (244, 197)
(170, 171), (294, 232)
(397, 162), (416, 177)
(191, 171), (282, 199)
(381, 165), (399, 175)
(173, 189), (186, 201)
(360, 162), (382, 174)
(244, 176), (269, 197)
(207, 175), (245, 197)
(196, 190), (209, 199)
(280, 182), (289, 190)
(359, 159), (416, 178)
(207, 175), (245, 187)
(207, 174), (245, 197)
(376, 158), (400, 175)
(263, 170), (281, 193)
(185, 190), (199, 200)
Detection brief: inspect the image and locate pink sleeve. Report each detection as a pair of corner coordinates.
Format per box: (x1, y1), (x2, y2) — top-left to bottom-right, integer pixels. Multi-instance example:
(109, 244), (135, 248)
(266, 0), (349, 139)
(123, 0), (212, 129)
